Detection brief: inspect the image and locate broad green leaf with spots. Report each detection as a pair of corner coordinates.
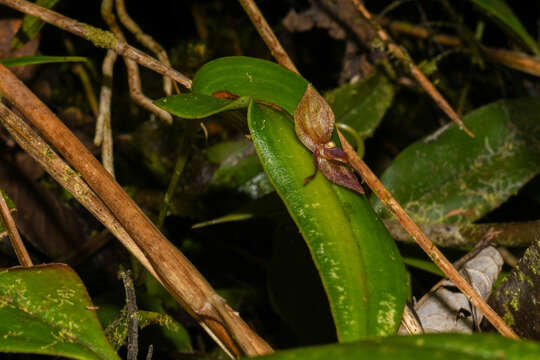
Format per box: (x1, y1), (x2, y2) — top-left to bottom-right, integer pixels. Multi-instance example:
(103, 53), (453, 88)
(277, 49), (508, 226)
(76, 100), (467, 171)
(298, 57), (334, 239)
(156, 56), (406, 341)
(372, 98), (540, 225)
(325, 71), (395, 139)
(0, 264), (119, 360)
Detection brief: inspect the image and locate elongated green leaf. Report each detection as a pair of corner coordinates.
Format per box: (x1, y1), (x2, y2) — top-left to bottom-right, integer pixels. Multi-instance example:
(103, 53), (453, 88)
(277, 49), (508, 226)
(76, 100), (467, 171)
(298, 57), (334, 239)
(191, 57), (307, 114)
(247, 334), (539, 360)
(325, 72), (395, 139)
(154, 93), (250, 118)
(11, 0), (61, 50)
(468, 0), (540, 55)
(0, 264), (119, 360)
(0, 56), (87, 67)
(372, 98), (540, 225)
(156, 56), (407, 340)
(192, 213), (254, 228)
(249, 102), (405, 340)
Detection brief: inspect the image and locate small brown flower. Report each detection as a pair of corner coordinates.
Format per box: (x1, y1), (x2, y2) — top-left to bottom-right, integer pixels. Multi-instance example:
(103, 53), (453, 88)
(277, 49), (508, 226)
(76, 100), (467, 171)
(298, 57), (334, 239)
(294, 84), (364, 193)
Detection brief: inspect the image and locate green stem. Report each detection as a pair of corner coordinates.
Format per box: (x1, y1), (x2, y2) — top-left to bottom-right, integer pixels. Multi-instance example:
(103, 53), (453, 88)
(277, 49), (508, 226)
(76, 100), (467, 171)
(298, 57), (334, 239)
(156, 123), (193, 229)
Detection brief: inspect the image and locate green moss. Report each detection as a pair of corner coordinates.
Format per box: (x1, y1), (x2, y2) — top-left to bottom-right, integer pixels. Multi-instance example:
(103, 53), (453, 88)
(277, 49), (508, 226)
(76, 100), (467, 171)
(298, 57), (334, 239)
(510, 288), (520, 311)
(82, 24), (117, 49)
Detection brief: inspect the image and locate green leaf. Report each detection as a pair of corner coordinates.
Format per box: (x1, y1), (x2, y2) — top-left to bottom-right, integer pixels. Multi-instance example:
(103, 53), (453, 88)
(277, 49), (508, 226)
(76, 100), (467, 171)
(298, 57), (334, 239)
(468, 0), (540, 55)
(11, 0), (61, 50)
(0, 264), (119, 360)
(246, 334), (540, 360)
(192, 213), (254, 228)
(325, 72), (395, 139)
(249, 102), (405, 340)
(191, 56), (308, 115)
(206, 139), (273, 199)
(372, 98), (540, 225)
(402, 257), (445, 277)
(0, 56), (87, 67)
(154, 93), (250, 119)
(157, 56), (407, 341)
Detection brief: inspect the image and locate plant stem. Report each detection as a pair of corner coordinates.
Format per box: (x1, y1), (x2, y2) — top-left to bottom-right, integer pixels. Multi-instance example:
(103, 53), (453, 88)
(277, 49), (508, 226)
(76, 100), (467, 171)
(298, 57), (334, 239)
(0, 0), (192, 89)
(382, 18), (540, 77)
(237, 0), (298, 73)
(0, 191), (32, 266)
(349, 0), (474, 137)
(157, 124), (192, 229)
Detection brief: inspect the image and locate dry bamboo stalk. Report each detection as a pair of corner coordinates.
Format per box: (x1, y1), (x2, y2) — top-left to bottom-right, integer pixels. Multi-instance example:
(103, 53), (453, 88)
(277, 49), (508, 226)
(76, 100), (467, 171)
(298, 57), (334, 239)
(0, 63), (272, 357)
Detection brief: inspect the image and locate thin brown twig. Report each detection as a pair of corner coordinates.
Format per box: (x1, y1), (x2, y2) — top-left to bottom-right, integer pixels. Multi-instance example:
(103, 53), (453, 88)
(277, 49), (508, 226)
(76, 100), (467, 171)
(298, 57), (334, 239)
(101, 0), (172, 125)
(338, 130), (517, 339)
(497, 247), (519, 267)
(382, 19), (540, 77)
(414, 232), (497, 309)
(119, 270), (139, 360)
(95, 50), (117, 147)
(237, 0), (298, 73)
(0, 65), (272, 357)
(115, 0), (172, 95)
(0, 0), (192, 89)
(349, 0), (474, 138)
(0, 190), (32, 266)
(95, 49), (118, 176)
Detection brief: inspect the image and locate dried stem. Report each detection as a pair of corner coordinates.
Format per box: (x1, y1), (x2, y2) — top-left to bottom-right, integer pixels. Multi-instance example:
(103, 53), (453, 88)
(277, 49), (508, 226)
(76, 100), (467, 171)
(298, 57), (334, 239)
(94, 49), (117, 147)
(237, 0), (298, 73)
(497, 247), (519, 267)
(349, 0), (473, 137)
(0, 64), (272, 357)
(382, 19), (540, 77)
(414, 233), (496, 309)
(338, 130), (517, 339)
(101, 0), (172, 125)
(0, 102), (156, 276)
(146, 345), (154, 360)
(384, 218), (540, 247)
(0, 0), (192, 88)
(119, 270), (139, 360)
(115, 0), (172, 95)
(0, 190), (32, 266)
(399, 304), (424, 335)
